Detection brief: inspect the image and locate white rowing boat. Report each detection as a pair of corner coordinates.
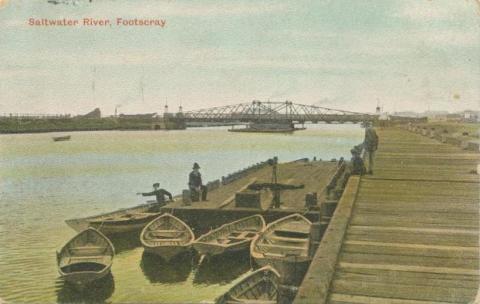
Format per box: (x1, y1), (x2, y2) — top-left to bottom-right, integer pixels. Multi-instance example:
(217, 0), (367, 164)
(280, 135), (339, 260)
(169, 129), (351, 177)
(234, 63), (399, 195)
(57, 228), (115, 286)
(215, 266), (280, 304)
(250, 213), (312, 285)
(193, 215), (265, 257)
(140, 213), (194, 262)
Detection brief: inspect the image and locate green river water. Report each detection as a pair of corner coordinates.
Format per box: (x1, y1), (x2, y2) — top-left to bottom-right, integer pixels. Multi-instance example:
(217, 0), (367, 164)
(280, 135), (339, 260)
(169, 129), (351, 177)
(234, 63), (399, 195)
(0, 125), (363, 303)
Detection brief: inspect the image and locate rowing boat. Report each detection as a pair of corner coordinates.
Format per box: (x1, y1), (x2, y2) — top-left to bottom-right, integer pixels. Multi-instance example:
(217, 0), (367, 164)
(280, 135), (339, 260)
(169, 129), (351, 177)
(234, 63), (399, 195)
(140, 213), (194, 261)
(193, 215), (265, 257)
(215, 266), (280, 304)
(65, 201), (161, 235)
(57, 228), (115, 286)
(53, 135), (71, 142)
(250, 213), (312, 285)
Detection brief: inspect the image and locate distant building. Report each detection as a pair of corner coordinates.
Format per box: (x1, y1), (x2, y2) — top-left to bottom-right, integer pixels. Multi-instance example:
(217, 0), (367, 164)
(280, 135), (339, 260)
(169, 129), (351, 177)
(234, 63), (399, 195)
(423, 111), (448, 121)
(446, 113), (463, 122)
(80, 108), (101, 119)
(463, 110), (479, 123)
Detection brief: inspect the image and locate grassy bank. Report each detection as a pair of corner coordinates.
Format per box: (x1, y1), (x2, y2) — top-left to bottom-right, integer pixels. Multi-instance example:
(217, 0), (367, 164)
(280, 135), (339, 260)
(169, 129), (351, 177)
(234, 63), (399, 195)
(415, 121), (479, 140)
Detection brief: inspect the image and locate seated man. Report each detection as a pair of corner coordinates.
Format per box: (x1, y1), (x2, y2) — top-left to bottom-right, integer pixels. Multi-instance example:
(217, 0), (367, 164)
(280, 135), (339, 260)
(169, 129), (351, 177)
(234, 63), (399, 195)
(137, 182), (173, 207)
(188, 162), (208, 202)
(350, 149), (366, 176)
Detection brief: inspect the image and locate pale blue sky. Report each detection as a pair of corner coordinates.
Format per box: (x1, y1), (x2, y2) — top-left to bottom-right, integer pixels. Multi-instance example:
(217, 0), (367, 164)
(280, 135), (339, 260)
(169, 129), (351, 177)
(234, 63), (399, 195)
(0, 0), (479, 115)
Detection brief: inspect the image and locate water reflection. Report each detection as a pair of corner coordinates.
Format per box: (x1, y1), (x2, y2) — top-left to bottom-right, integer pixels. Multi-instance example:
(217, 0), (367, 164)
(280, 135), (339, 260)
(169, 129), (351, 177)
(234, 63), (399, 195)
(56, 273), (115, 304)
(194, 251), (251, 285)
(108, 231), (142, 253)
(140, 251), (193, 283)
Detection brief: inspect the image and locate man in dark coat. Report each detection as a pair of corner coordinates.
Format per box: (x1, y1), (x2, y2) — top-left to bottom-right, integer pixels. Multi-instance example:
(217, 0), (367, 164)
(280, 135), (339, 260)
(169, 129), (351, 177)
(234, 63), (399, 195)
(189, 162), (207, 202)
(137, 183), (173, 206)
(350, 149), (366, 175)
(363, 123), (379, 174)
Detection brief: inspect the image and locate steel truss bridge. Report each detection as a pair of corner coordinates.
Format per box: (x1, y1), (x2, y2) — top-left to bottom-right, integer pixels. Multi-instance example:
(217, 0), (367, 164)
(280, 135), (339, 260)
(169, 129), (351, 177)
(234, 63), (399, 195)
(181, 100), (377, 124)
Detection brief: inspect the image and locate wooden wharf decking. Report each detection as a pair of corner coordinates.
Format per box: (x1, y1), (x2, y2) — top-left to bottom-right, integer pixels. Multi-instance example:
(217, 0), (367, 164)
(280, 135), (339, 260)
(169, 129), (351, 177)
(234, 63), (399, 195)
(161, 160), (340, 232)
(295, 127), (480, 303)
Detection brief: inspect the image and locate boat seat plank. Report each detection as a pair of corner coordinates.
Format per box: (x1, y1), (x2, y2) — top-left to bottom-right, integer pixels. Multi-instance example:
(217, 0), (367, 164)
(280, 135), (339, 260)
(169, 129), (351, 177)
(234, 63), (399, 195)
(70, 246), (105, 250)
(269, 235), (309, 243)
(150, 238), (184, 242)
(257, 243), (307, 250)
(150, 229), (183, 233)
(69, 256), (108, 260)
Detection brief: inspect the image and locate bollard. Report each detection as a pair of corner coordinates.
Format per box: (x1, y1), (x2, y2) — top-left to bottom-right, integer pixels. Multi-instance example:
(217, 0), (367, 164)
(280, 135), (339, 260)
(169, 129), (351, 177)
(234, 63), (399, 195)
(182, 189), (191, 206)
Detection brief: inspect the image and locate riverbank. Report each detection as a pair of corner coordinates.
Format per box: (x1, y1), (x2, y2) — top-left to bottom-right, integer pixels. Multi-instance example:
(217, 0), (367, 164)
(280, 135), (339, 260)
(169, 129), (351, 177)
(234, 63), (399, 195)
(0, 116), (185, 134)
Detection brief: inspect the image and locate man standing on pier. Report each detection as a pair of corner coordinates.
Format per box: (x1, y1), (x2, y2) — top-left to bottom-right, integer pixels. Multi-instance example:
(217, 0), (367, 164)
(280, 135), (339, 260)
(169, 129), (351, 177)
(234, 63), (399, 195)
(137, 183), (173, 206)
(189, 162), (208, 202)
(363, 122), (379, 174)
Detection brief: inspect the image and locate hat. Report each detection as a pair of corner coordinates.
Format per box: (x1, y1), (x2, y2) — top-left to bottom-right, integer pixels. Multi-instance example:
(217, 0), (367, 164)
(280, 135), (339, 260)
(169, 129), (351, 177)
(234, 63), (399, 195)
(350, 149), (359, 155)
(153, 182), (160, 187)
(193, 162), (200, 169)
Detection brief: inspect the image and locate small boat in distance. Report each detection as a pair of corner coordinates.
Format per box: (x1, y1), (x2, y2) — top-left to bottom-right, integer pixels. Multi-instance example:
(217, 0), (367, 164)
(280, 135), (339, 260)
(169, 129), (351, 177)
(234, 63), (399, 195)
(250, 213), (312, 285)
(215, 266), (280, 304)
(65, 201), (162, 235)
(193, 215), (265, 257)
(57, 228), (115, 286)
(52, 135), (71, 142)
(140, 213), (194, 262)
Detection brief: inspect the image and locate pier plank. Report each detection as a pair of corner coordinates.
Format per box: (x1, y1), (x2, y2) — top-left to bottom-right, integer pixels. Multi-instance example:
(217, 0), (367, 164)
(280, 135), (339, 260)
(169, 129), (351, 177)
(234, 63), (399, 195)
(295, 127), (479, 304)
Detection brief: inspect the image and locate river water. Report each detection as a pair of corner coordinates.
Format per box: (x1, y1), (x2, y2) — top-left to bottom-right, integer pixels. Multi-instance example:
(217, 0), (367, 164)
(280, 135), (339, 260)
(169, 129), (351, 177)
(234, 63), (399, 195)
(0, 125), (362, 303)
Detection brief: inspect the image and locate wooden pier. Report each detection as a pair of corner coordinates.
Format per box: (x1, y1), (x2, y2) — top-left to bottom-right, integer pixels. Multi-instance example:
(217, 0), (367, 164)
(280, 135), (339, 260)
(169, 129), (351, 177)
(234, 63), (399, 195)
(295, 127), (479, 303)
(161, 159), (343, 232)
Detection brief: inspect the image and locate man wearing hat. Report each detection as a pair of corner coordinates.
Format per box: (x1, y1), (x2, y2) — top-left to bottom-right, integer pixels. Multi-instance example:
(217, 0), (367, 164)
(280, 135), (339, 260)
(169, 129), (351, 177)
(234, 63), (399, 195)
(350, 148), (366, 175)
(363, 122), (379, 174)
(137, 183), (173, 206)
(189, 162), (207, 202)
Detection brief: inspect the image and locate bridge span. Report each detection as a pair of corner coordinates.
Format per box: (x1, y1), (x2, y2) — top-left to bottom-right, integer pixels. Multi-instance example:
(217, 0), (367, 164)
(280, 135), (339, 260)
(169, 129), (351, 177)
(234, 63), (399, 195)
(180, 100), (377, 124)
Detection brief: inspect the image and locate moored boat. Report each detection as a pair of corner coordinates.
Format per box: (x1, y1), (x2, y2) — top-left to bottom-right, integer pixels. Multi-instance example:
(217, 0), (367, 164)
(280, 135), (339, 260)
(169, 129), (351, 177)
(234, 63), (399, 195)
(140, 213), (194, 261)
(215, 266), (281, 304)
(193, 215), (266, 257)
(56, 228), (115, 286)
(65, 201), (162, 235)
(250, 213), (312, 285)
(53, 135), (71, 142)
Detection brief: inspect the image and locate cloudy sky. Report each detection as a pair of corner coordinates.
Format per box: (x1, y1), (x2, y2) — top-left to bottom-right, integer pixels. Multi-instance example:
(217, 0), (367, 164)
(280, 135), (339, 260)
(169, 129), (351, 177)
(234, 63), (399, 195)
(0, 0), (479, 115)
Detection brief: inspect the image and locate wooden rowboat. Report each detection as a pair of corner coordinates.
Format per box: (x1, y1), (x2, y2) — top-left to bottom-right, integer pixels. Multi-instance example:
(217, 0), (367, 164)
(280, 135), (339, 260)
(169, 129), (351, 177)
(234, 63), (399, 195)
(215, 266), (281, 304)
(140, 213), (194, 262)
(57, 228), (115, 286)
(65, 201), (162, 235)
(53, 135), (71, 142)
(193, 215), (265, 257)
(250, 213), (312, 285)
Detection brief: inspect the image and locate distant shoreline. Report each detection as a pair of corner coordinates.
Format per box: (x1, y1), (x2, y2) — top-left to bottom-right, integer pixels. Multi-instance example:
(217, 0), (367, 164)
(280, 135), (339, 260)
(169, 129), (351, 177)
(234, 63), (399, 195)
(0, 117), (185, 134)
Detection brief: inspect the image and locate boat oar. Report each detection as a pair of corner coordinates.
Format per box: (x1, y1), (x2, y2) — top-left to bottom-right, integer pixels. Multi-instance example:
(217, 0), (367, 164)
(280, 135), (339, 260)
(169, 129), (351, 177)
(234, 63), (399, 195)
(198, 254), (207, 265)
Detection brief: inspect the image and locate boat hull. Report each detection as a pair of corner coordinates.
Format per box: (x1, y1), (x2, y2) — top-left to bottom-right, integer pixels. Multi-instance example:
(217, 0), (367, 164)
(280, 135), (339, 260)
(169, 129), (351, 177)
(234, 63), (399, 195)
(53, 136), (71, 142)
(253, 255), (310, 286)
(57, 228), (115, 287)
(65, 202), (161, 235)
(215, 266), (281, 304)
(193, 215), (266, 258)
(140, 213), (195, 262)
(88, 215), (159, 235)
(60, 264), (111, 286)
(193, 240), (249, 257)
